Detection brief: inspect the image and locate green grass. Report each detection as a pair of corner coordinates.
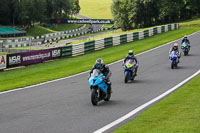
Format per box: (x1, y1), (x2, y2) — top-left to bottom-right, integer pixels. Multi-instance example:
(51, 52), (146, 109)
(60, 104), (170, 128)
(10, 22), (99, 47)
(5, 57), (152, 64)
(0, 19), (199, 91)
(51, 24), (83, 31)
(27, 26), (56, 36)
(11, 46), (48, 50)
(0, 52), (9, 55)
(103, 24), (114, 28)
(114, 74), (200, 133)
(79, 0), (113, 19)
(26, 24), (83, 37)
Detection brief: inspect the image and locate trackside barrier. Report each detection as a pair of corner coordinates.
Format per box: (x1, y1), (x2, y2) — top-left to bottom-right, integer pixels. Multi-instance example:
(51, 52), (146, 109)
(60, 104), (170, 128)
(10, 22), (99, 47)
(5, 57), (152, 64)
(59, 23), (178, 59)
(1, 23), (179, 70)
(61, 23), (179, 58)
(0, 55), (6, 70)
(5, 48), (61, 69)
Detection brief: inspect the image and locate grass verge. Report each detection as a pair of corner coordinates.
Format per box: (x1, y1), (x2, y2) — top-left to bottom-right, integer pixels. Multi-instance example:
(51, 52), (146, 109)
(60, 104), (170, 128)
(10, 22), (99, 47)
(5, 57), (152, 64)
(0, 52), (9, 55)
(79, 0), (113, 19)
(26, 24), (83, 37)
(11, 46), (48, 50)
(50, 24), (83, 31)
(114, 73), (200, 133)
(27, 26), (56, 36)
(0, 19), (200, 91)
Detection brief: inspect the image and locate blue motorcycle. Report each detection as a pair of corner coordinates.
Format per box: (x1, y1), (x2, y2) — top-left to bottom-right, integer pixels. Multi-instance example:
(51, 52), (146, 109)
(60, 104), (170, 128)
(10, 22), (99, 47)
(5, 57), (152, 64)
(170, 51), (179, 69)
(124, 59), (137, 83)
(88, 69), (111, 105)
(181, 42), (189, 56)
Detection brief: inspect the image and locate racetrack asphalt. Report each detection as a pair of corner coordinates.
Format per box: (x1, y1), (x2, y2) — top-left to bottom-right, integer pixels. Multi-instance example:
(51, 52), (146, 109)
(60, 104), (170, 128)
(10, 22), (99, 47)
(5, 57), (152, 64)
(0, 31), (199, 133)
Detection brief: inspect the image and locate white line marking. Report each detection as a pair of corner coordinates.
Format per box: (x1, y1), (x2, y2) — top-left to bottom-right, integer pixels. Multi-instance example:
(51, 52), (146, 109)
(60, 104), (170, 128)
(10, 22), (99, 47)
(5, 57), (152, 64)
(93, 69), (200, 133)
(0, 31), (199, 95)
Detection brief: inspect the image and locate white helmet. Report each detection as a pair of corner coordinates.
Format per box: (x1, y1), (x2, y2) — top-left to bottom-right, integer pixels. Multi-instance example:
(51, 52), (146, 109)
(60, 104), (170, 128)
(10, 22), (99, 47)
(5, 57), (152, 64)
(174, 43), (178, 47)
(184, 35), (187, 39)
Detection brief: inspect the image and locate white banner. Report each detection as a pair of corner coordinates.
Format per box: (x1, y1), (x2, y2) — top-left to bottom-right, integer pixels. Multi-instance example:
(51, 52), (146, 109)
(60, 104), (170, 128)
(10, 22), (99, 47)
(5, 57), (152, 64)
(0, 55), (6, 70)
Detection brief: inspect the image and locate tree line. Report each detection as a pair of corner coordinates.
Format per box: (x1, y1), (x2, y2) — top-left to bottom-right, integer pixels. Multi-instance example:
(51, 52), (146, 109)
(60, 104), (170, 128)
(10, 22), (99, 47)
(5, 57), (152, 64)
(111, 0), (200, 31)
(0, 0), (80, 27)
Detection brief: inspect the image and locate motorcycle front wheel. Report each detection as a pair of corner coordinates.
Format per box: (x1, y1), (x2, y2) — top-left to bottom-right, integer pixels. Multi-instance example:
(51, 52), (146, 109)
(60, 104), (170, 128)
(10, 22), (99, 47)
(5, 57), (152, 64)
(171, 61), (174, 69)
(91, 88), (98, 106)
(184, 50), (187, 56)
(124, 71), (129, 83)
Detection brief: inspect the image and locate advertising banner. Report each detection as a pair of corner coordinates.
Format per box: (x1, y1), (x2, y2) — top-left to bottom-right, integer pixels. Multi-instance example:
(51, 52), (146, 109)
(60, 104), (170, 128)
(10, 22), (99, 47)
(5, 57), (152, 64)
(51, 47), (61, 59)
(50, 19), (114, 24)
(21, 48), (61, 66)
(0, 55), (6, 70)
(7, 53), (22, 68)
(21, 49), (52, 66)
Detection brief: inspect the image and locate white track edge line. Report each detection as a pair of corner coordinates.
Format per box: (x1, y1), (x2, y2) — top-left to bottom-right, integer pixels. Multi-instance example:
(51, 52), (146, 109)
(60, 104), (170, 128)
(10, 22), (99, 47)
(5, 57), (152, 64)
(0, 31), (199, 95)
(93, 69), (200, 133)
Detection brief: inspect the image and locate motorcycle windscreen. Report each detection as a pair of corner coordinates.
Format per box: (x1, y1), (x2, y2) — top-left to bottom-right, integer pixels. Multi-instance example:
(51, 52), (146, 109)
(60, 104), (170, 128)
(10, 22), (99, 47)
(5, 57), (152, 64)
(88, 69), (101, 84)
(91, 69), (101, 77)
(181, 42), (188, 47)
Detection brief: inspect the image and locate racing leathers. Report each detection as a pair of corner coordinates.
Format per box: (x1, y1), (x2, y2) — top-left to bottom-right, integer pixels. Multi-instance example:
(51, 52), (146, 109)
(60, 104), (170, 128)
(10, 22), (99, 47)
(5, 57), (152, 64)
(124, 55), (139, 75)
(181, 38), (190, 50)
(169, 46), (181, 63)
(90, 63), (111, 83)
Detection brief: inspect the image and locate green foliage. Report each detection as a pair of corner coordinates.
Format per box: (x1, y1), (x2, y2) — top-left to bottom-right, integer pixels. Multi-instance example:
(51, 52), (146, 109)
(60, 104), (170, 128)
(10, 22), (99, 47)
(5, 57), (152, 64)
(111, 0), (200, 31)
(0, 0), (80, 26)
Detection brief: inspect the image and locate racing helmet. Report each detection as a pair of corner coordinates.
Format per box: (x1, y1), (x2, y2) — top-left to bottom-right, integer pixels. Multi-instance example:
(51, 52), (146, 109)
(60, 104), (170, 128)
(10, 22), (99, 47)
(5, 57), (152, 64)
(173, 43), (178, 50)
(184, 35), (187, 39)
(96, 58), (104, 69)
(128, 50), (134, 57)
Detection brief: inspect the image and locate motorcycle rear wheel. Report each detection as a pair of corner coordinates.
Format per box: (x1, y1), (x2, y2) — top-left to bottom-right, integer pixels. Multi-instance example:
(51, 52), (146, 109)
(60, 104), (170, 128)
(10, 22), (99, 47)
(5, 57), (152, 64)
(171, 63), (174, 69)
(104, 87), (111, 101)
(104, 93), (111, 101)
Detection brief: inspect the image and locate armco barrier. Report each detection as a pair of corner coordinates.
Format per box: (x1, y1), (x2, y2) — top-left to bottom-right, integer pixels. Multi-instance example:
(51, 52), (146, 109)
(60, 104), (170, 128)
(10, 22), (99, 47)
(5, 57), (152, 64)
(67, 23), (179, 59)
(61, 45), (72, 57)
(104, 37), (113, 48)
(161, 26), (165, 33)
(120, 34), (127, 44)
(133, 32), (139, 41)
(84, 41), (95, 53)
(153, 27), (158, 35)
(143, 30), (149, 38)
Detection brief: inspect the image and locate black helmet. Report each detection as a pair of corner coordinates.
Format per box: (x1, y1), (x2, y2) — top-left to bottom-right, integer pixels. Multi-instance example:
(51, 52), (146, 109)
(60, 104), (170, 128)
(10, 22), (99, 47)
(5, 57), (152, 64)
(128, 50), (134, 56)
(96, 58), (104, 69)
